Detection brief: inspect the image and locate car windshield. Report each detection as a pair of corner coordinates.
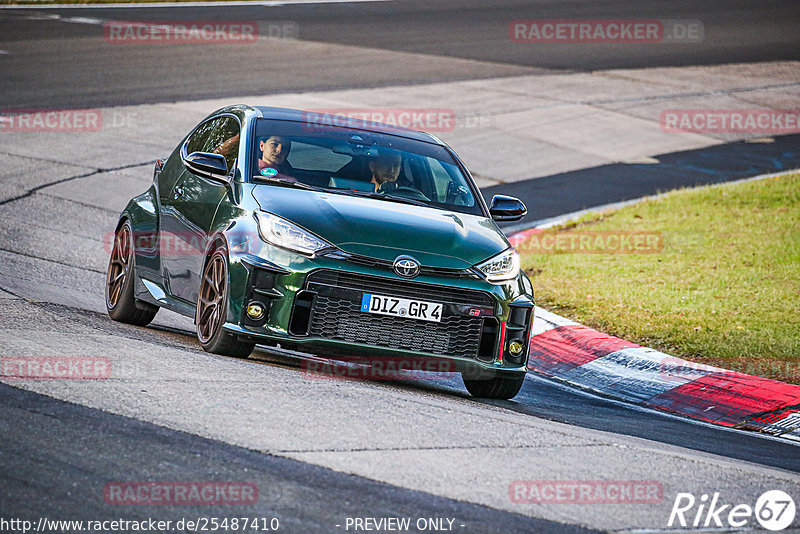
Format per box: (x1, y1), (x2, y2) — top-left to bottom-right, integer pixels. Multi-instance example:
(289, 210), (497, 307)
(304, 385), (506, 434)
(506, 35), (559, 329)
(251, 118), (483, 216)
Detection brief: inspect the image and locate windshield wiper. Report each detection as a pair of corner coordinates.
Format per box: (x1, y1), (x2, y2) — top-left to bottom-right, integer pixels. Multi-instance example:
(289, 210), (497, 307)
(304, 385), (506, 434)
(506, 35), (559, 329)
(382, 193), (430, 208)
(258, 177), (431, 208)
(334, 189), (430, 208)
(255, 177), (327, 193)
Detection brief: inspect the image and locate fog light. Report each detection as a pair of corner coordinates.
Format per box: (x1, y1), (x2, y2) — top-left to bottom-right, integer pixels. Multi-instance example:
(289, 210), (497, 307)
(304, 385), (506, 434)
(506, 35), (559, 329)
(246, 302), (265, 320)
(508, 340), (524, 355)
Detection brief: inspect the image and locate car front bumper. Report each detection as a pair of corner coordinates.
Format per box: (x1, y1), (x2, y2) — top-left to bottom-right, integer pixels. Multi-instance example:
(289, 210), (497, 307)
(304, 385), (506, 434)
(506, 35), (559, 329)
(225, 243), (534, 375)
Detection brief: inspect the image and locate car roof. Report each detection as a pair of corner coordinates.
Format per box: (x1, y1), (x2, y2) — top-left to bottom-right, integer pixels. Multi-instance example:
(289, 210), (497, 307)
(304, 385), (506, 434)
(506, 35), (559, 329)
(252, 106), (443, 145)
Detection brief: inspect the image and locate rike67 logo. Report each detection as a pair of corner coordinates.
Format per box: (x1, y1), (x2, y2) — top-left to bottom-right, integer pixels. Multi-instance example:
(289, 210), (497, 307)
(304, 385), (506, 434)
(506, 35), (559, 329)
(669, 490), (796, 531)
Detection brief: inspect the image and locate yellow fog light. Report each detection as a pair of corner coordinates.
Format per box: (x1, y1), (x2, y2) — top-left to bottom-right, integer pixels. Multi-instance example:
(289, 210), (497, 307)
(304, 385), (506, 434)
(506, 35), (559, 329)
(508, 340), (524, 355)
(246, 302), (265, 320)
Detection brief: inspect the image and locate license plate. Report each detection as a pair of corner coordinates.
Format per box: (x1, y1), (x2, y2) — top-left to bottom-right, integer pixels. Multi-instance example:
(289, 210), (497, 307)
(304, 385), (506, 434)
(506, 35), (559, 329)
(360, 293), (443, 323)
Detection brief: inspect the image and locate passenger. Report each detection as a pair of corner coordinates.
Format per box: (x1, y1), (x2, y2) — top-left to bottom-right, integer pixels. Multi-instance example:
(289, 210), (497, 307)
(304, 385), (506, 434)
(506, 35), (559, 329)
(368, 149), (402, 193)
(258, 136), (296, 181)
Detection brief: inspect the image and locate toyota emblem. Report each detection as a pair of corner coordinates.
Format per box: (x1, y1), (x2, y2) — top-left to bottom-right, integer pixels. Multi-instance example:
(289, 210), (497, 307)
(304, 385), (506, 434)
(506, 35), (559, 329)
(393, 255), (420, 278)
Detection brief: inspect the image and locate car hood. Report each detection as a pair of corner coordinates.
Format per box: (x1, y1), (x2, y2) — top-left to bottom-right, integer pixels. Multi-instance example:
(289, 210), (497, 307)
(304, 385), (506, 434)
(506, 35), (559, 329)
(251, 185), (509, 269)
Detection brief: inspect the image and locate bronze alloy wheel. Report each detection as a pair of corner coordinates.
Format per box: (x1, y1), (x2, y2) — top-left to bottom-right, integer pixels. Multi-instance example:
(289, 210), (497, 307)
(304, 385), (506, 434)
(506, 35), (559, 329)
(106, 223), (132, 310)
(195, 248), (254, 357)
(105, 221), (158, 326)
(196, 252), (227, 344)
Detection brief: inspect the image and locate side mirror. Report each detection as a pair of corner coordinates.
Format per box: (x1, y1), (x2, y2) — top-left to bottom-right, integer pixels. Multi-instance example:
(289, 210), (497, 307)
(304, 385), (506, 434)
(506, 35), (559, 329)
(183, 151), (230, 182)
(489, 195), (527, 222)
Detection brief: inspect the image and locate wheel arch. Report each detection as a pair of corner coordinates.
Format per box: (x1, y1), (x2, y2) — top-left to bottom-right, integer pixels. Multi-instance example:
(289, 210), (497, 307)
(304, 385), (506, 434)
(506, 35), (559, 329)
(202, 232), (230, 270)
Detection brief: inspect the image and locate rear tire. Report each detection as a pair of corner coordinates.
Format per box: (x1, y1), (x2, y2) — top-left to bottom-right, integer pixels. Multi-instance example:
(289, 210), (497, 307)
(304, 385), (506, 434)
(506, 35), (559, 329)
(462, 372), (525, 399)
(196, 248), (255, 358)
(105, 220), (158, 326)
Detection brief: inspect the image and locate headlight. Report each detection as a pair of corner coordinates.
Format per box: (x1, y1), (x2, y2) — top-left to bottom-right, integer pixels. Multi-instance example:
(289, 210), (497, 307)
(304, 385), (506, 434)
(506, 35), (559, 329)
(255, 212), (331, 256)
(476, 248), (520, 283)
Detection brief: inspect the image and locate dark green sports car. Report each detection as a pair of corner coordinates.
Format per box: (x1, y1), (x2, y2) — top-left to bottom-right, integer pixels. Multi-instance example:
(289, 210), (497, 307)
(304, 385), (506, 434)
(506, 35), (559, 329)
(106, 105), (534, 399)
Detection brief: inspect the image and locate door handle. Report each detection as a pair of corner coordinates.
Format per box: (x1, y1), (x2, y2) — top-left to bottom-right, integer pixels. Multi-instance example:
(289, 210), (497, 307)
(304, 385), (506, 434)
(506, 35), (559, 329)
(173, 184), (185, 200)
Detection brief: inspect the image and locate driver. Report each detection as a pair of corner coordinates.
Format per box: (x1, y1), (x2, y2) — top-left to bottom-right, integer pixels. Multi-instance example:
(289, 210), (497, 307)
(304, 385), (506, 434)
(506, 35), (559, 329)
(258, 136), (296, 181)
(368, 149), (402, 193)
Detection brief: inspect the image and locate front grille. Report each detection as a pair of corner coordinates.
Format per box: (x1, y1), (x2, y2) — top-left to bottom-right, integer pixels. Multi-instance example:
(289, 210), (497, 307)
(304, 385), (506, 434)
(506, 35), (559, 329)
(307, 270), (494, 307)
(304, 270), (495, 359)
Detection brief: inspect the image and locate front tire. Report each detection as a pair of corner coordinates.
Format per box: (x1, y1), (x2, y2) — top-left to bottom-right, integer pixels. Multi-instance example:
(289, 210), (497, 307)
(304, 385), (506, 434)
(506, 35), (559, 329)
(105, 221), (158, 326)
(195, 248), (255, 358)
(462, 372), (525, 399)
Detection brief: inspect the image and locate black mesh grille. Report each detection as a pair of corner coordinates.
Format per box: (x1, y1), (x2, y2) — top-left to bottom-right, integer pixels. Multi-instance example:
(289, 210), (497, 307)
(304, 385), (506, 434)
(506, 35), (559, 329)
(304, 270), (494, 359)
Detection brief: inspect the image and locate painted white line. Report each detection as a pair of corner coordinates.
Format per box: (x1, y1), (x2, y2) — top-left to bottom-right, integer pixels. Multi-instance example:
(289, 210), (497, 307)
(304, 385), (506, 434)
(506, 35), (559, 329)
(60, 16), (102, 24)
(17, 13), (60, 19)
(0, 50), (9, 55)
(0, 0), (392, 9)
(785, 430), (800, 443)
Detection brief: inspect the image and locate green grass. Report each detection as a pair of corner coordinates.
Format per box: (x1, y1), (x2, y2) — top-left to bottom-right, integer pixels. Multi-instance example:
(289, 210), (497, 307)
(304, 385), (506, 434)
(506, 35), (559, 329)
(520, 172), (800, 384)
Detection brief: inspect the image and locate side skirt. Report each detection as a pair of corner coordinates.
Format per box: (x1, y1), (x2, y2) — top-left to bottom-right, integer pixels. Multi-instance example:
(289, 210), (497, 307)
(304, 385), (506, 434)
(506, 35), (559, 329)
(136, 275), (196, 319)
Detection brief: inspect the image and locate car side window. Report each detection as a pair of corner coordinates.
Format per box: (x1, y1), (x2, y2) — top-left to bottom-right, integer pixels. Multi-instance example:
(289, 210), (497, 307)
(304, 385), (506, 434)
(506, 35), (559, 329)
(186, 116), (241, 170)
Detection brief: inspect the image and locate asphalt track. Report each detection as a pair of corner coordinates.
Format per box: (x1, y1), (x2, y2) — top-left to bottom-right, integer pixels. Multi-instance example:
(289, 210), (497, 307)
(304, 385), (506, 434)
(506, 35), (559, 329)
(1, 1), (800, 532)
(0, 0), (799, 107)
(492, 133), (800, 231)
(0, 383), (593, 534)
